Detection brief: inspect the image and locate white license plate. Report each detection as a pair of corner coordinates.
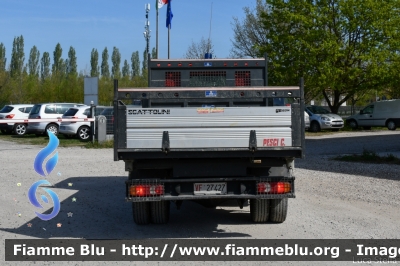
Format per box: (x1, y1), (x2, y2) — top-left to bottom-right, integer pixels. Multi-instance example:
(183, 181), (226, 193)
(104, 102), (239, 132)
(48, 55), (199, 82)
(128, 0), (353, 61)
(193, 183), (227, 195)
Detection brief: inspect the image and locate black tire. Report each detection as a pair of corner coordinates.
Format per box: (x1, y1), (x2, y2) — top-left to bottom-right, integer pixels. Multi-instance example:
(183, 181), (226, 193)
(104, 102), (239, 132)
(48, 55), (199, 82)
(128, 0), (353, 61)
(132, 202), (150, 225)
(250, 199), (269, 222)
(77, 126), (91, 141)
(45, 124), (59, 135)
(150, 201), (170, 224)
(269, 198), (288, 223)
(387, 120), (396, 131)
(348, 120), (358, 129)
(309, 121), (321, 132)
(13, 124), (27, 136)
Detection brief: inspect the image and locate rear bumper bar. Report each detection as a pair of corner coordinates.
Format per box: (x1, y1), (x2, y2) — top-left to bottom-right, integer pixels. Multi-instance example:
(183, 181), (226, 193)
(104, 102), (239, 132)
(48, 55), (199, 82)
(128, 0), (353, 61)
(117, 148), (303, 160)
(125, 176), (295, 202)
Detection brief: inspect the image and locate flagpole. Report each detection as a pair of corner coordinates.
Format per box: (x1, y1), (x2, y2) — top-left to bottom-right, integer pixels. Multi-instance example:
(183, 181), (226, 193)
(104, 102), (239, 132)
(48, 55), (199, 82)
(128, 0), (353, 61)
(166, 0), (172, 59)
(156, 6), (159, 59)
(168, 25), (170, 59)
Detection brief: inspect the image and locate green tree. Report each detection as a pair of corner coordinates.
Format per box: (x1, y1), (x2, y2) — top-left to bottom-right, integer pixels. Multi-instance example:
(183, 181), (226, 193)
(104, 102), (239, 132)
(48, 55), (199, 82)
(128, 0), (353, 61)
(52, 43), (63, 74)
(0, 43), (9, 102)
(0, 43), (6, 71)
(40, 52), (51, 81)
(386, 58), (400, 99)
(101, 47), (110, 78)
(122, 59), (130, 78)
(67, 46), (77, 75)
(233, 0), (400, 113)
(10, 35), (25, 78)
(25, 46), (40, 103)
(142, 49), (148, 73)
(184, 37), (214, 59)
(151, 47), (157, 59)
(90, 48), (99, 77)
(111, 47), (121, 79)
(131, 51), (140, 77)
(230, 0), (268, 58)
(9, 35), (26, 103)
(28, 46), (40, 77)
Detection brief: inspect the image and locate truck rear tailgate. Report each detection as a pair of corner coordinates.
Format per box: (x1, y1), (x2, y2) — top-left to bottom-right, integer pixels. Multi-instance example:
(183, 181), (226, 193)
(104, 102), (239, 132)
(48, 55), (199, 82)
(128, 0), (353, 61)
(126, 106), (292, 149)
(114, 85), (304, 160)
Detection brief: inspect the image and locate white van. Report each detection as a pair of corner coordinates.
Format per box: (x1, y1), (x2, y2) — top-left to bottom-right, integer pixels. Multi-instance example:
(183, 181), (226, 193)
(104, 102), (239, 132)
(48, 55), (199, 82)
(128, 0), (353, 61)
(27, 103), (85, 135)
(346, 100), (400, 130)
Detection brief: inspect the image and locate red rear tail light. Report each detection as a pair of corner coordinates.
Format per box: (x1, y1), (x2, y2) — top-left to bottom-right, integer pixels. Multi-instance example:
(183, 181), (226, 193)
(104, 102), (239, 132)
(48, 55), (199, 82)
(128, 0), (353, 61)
(129, 185), (164, 197)
(71, 116), (78, 123)
(257, 182), (291, 194)
(5, 114), (15, 119)
(270, 182), (291, 194)
(134, 185), (148, 196)
(257, 182), (270, 193)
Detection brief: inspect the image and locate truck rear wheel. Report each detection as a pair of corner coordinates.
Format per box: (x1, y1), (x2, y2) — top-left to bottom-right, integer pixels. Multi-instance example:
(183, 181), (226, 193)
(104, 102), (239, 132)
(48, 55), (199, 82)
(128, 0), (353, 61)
(150, 201), (170, 224)
(132, 202), (150, 225)
(250, 199), (269, 222)
(269, 198), (288, 223)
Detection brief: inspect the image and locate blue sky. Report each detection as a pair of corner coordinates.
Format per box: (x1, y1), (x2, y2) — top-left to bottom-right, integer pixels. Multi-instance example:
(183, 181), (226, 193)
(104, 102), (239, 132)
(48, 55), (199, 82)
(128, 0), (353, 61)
(1, 0), (256, 74)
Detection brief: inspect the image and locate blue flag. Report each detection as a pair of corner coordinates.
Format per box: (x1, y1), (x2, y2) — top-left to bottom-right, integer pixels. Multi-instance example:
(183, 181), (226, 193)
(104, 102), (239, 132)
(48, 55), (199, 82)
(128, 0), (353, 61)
(166, 0), (173, 28)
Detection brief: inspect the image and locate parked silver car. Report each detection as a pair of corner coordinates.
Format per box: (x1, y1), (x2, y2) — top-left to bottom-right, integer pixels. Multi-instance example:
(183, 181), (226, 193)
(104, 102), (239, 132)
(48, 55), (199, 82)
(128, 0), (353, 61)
(59, 106), (92, 141)
(0, 104), (33, 135)
(305, 106), (344, 132)
(304, 111), (310, 130)
(60, 106), (109, 140)
(27, 103), (85, 136)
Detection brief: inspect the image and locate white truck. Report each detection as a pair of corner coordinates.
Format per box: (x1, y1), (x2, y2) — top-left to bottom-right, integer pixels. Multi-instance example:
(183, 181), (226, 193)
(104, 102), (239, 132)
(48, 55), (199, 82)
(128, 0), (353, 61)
(113, 56), (305, 224)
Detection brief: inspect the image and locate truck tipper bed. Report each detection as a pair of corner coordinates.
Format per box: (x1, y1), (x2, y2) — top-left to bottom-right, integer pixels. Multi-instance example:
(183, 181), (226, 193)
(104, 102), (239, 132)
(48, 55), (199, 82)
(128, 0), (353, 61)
(113, 56), (305, 224)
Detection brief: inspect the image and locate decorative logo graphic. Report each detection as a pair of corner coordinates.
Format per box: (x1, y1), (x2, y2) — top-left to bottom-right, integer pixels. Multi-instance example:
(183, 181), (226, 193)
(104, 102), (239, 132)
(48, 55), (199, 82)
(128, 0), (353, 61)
(34, 130), (59, 176)
(28, 180), (60, 221)
(28, 130), (60, 221)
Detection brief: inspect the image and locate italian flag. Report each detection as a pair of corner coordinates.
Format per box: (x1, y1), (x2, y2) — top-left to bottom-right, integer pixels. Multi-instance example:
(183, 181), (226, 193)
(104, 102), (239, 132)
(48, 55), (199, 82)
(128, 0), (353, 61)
(157, 0), (168, 9)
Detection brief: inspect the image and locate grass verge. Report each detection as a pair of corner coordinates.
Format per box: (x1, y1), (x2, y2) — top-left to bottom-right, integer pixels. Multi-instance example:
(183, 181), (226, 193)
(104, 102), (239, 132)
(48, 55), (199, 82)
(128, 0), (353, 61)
(305, 124), (389, 136)
(84, 139), (114, 148)
(334, 149), (400, 165)
(0, 133), (114, 148)
(0, 133), (86, 147)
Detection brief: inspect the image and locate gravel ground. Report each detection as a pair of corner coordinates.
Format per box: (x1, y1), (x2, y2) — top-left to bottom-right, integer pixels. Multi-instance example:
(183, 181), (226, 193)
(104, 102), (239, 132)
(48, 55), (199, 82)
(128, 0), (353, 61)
(0, 130), (399, 266)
